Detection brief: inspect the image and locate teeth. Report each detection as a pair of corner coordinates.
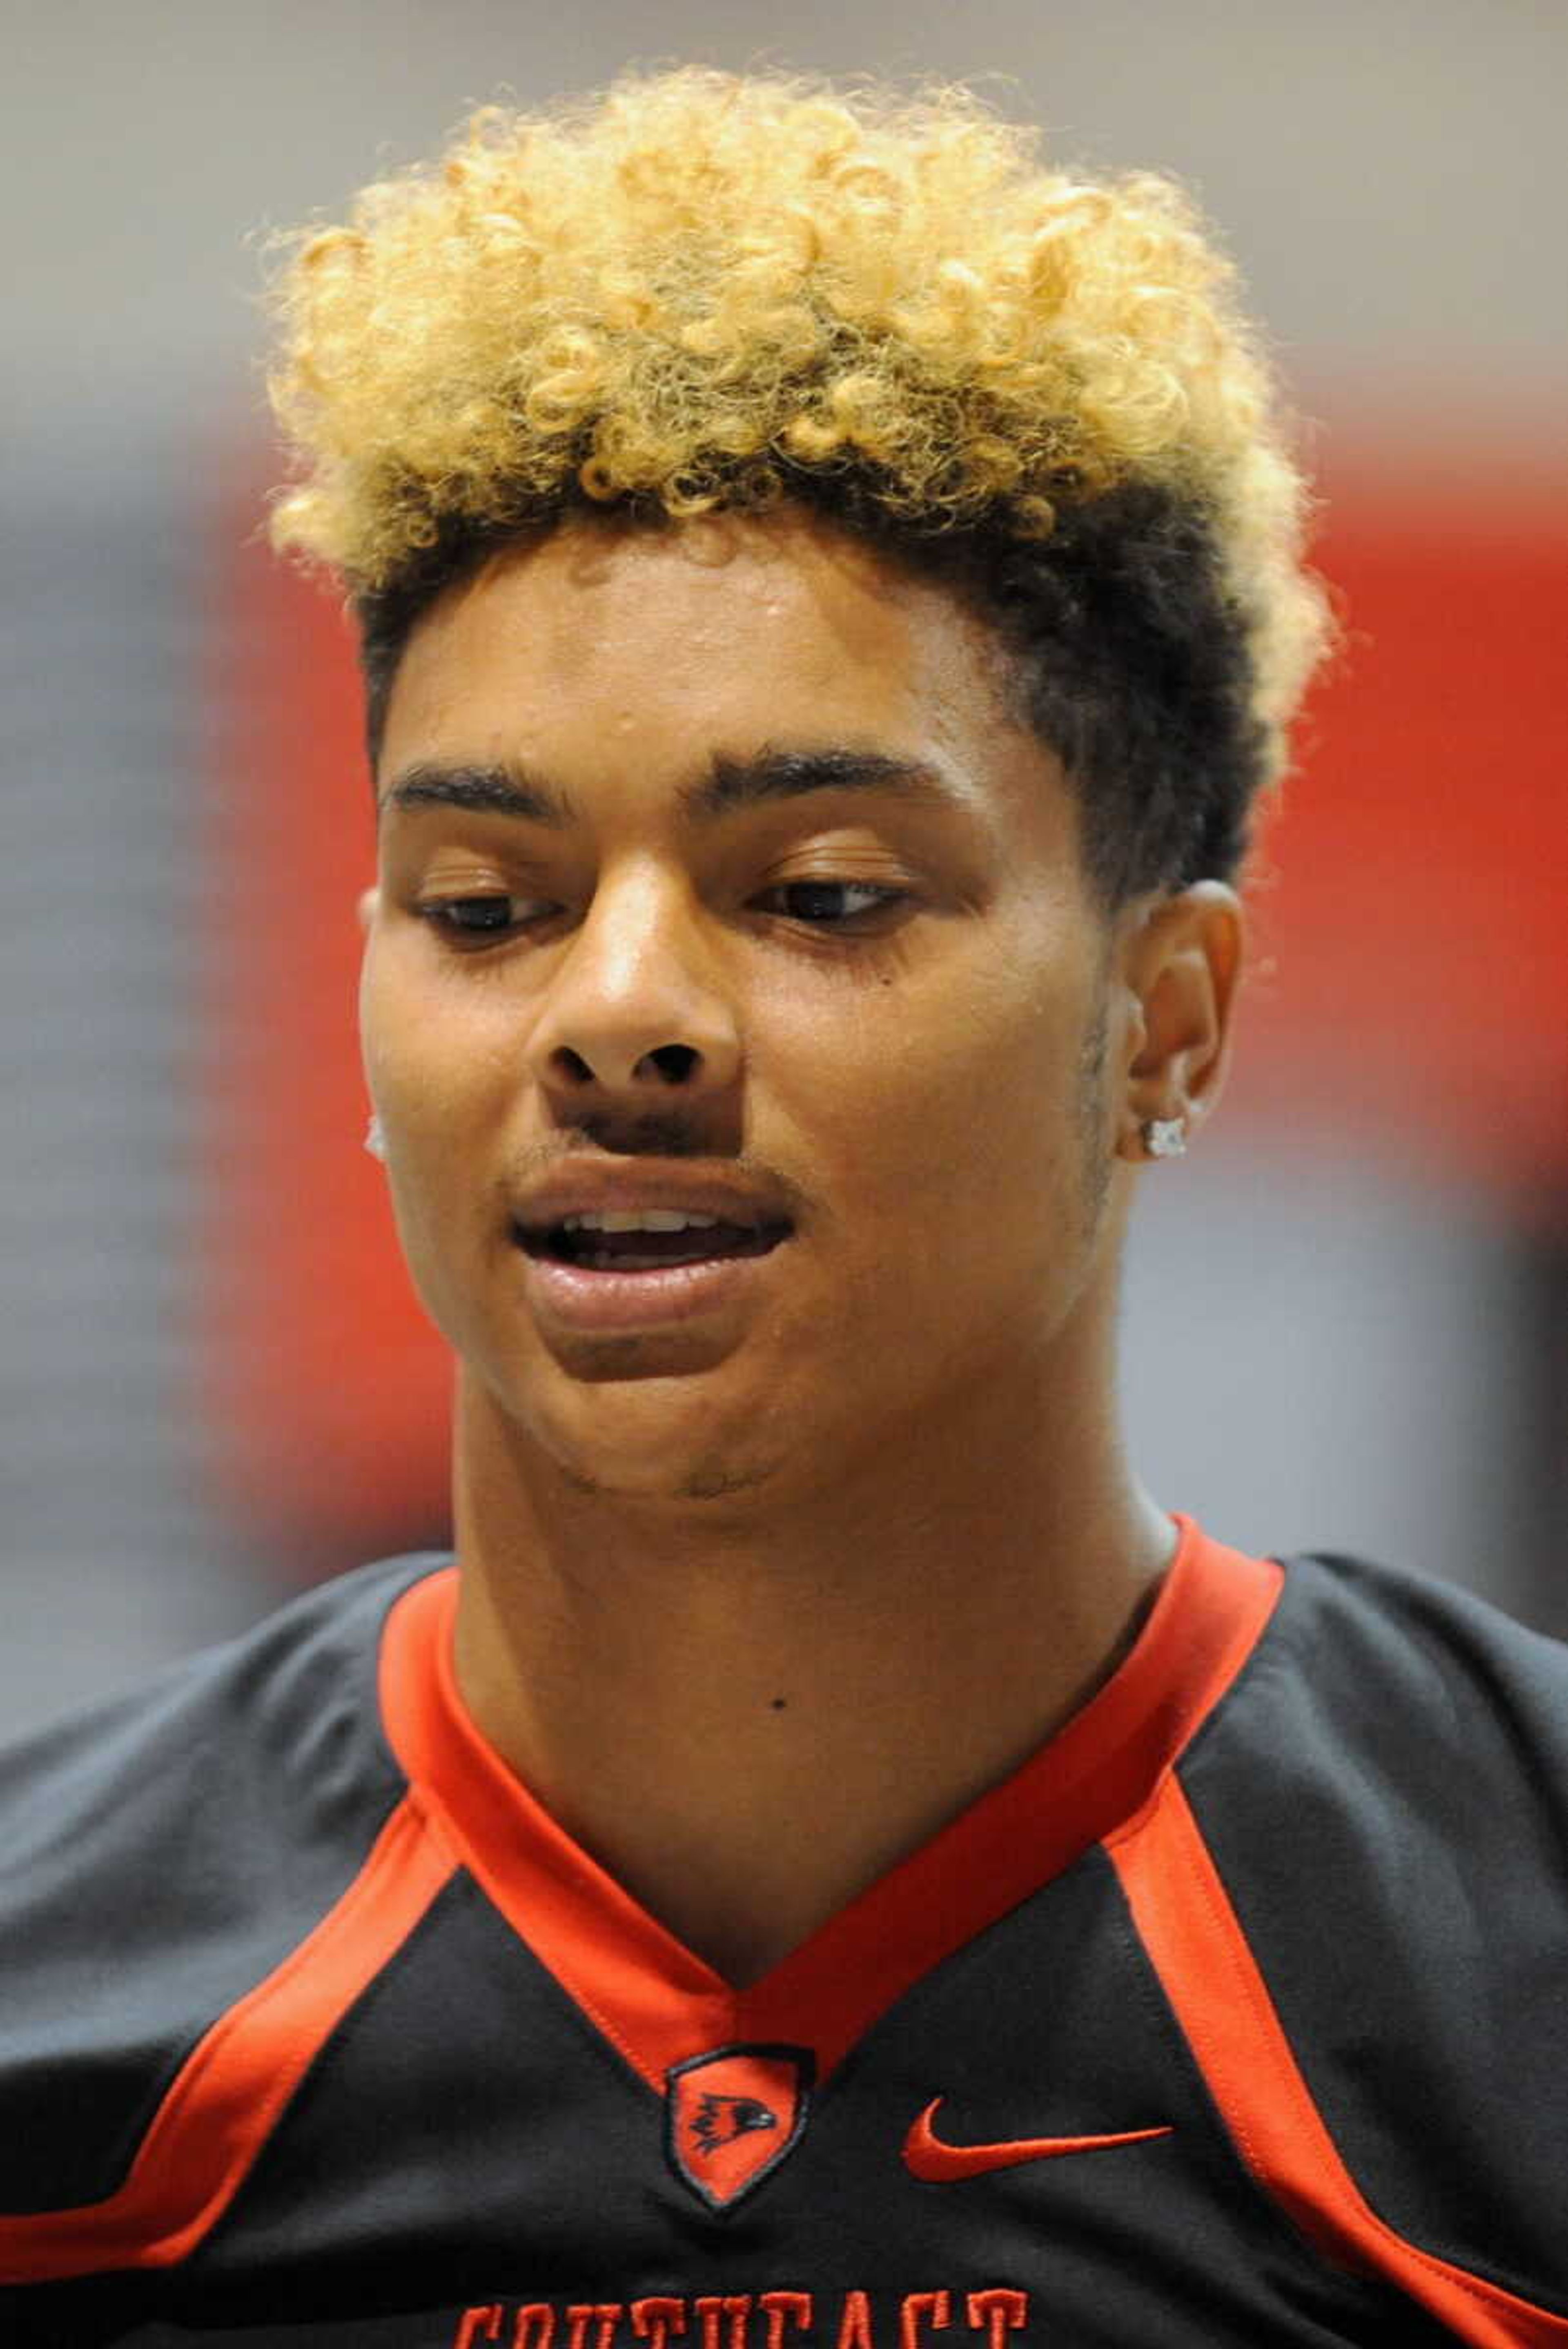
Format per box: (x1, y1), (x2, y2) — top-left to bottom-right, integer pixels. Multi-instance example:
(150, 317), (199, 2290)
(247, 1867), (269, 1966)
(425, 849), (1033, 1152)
(560, 1209), (723, 1233)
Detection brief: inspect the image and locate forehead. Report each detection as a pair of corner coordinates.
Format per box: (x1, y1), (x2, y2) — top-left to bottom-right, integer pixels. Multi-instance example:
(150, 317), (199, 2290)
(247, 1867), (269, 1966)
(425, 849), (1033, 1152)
(378, 507), (1069, 857)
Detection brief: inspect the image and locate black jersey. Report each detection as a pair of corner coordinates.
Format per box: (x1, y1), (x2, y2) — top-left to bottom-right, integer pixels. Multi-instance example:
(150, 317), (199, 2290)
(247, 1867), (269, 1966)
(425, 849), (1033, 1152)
(4, 1513), (1568, 2347)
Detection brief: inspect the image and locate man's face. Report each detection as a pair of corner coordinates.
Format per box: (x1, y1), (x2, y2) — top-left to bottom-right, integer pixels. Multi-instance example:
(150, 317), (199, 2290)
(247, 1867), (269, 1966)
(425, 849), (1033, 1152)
(362, 507), (1128, 1505)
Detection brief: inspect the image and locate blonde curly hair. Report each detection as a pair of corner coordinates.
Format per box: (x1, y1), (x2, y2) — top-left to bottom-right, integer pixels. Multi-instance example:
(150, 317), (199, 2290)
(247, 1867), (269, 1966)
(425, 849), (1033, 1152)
(263, 60), (1331, 905)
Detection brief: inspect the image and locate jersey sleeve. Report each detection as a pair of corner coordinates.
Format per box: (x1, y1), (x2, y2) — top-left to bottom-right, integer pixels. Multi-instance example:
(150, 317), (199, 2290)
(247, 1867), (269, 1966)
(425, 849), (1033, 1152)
(1169, 1547), (1568, 2322)
(0, 1553), (438, 2231)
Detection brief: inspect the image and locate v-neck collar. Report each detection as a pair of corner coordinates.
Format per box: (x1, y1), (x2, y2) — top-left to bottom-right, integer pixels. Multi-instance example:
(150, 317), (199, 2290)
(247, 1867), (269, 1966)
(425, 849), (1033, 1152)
(378, 1512), (1282, 2091)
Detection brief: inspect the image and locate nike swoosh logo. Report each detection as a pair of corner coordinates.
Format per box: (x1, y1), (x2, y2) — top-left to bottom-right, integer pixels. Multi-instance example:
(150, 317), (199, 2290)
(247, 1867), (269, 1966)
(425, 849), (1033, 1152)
(903, 2096), (1174, 2181)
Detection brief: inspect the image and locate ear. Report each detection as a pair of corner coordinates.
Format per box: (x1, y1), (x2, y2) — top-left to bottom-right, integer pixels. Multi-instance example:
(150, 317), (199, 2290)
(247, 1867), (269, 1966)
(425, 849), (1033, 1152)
(357, 884), (379, 938)
(1113, 882), (1245, 1164)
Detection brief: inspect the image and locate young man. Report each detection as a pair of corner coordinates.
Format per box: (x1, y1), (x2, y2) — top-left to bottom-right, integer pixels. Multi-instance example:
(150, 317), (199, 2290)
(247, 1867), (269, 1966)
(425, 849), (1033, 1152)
(4, 60), (1566, 2349)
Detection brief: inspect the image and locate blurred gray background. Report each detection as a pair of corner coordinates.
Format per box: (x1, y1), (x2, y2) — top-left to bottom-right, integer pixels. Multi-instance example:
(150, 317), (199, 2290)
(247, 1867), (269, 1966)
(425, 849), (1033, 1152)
(4, 0), (1564, 1736)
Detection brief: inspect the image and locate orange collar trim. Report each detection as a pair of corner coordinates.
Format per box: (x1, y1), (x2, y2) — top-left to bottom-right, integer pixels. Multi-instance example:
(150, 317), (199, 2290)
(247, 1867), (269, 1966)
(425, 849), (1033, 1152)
(378, 1513), (1282, 2093)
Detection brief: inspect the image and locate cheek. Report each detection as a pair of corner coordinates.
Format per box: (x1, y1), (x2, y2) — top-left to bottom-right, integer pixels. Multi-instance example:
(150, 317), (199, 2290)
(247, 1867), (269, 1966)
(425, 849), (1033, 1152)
(359, 950), (502, 1294)
(778, 952), (1088, 1244)
(362, 942), (498, 1130)
(358, 938), (425, 1110)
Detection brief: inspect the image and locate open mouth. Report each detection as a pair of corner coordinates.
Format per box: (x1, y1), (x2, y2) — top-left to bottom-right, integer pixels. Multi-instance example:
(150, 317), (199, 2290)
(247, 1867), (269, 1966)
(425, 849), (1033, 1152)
(513, 1220), (793, 1273)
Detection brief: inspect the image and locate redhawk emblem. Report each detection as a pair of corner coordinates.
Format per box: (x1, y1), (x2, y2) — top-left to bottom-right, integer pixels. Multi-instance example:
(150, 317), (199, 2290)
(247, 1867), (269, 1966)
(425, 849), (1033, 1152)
(666, 2044), (813, 2210)
(690, 2091), (777, 2156)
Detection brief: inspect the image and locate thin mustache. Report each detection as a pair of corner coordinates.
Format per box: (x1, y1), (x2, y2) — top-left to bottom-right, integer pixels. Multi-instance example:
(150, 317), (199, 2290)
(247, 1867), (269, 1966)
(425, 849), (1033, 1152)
(575, 1117), (714, 1157)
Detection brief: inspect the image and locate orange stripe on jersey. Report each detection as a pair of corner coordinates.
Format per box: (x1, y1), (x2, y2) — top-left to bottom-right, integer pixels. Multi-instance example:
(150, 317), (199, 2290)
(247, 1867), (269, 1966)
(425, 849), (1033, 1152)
(1108, 1775), (1568, 2346)
(0, 1795), (453, 2284)
(380, 1517), (1284, 2092)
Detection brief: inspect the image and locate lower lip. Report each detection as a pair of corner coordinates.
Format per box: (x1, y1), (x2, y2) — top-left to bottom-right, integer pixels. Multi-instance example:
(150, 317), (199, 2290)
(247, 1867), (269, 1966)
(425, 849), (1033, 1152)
(516, 1237), (791, 1331)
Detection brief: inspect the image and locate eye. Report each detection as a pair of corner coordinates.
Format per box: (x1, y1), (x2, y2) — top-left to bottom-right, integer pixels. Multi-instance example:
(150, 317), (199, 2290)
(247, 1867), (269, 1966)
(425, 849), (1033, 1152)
(414, 877), (911, 948)
(756, 879), (911, 928)
(416, 894), (540, 942)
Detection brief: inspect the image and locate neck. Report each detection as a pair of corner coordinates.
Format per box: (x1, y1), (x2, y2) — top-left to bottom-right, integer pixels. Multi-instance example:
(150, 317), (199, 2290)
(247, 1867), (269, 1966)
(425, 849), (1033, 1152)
(448, 1314), (1173, 1988)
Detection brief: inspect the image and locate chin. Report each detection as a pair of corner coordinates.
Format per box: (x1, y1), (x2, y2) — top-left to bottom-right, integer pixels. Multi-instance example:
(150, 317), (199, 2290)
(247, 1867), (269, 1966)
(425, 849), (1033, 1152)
(552, 1439), (784, 1509)
(505, 1377), (786, 1500)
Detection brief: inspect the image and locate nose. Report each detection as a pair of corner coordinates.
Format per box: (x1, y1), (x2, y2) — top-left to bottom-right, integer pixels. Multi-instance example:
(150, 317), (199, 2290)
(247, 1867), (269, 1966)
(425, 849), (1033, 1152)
(522, 862), (743, 1100)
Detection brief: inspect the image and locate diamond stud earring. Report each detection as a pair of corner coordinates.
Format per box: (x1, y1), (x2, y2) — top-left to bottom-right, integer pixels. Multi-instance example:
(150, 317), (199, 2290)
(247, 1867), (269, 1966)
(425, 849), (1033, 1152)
(364, 1112), (387, 1163)
(1143, 1116), (1187, 1159)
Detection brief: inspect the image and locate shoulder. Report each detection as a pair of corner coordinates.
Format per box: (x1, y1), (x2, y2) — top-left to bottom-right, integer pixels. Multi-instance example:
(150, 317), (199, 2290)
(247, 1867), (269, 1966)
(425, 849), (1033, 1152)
(1209, 1541), (1568, 1803)
(0, 1550), (448, 2223)
(0, 1549), (447, 1867)
(1176, 1543), (1568, 2312)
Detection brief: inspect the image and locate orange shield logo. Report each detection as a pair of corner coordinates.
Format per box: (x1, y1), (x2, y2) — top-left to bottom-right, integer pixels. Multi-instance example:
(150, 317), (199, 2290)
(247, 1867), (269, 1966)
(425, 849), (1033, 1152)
(666, 2044), (813, 2210)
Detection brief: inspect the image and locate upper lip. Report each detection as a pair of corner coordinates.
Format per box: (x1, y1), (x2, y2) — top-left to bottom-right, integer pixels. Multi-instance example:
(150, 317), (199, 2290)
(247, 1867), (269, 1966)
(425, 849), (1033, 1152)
(513, 1164), (796, 1235)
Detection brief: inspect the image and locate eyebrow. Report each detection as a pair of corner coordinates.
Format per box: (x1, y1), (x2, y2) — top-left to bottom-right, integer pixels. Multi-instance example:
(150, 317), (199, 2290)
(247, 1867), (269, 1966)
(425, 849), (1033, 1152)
(379, 744), (975, 830)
